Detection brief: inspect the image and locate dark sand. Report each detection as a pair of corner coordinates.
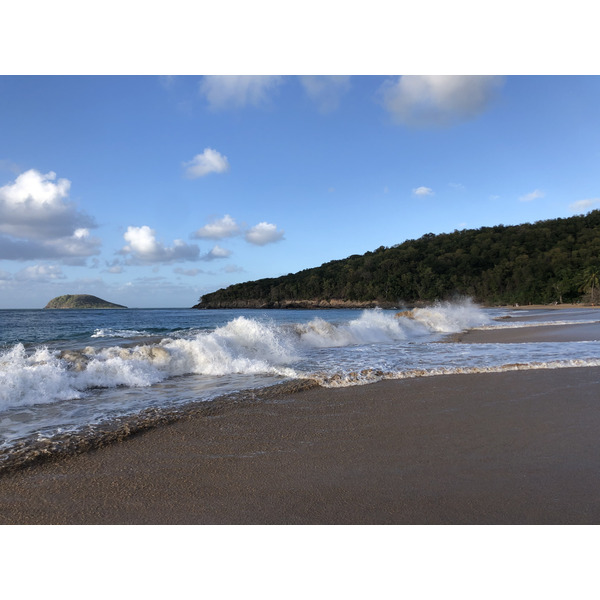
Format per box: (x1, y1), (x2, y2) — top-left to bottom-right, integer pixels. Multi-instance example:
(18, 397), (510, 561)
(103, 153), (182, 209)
(1, 363), (600, 524)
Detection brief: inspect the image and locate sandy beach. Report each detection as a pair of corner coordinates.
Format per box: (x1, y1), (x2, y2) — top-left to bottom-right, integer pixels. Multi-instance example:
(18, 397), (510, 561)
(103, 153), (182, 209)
(1, 317), (600, 525)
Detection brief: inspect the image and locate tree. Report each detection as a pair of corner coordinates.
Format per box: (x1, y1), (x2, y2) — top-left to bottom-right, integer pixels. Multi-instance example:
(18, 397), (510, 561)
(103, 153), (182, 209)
(579, 267), (600, 305)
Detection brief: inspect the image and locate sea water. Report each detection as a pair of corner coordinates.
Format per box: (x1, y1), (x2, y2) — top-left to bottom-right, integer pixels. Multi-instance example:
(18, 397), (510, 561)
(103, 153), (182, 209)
(1, 300), (600, 459)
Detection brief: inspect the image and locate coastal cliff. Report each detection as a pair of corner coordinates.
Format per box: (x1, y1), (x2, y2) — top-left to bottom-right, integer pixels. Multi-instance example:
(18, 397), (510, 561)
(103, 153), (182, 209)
(44, 295), (127, 309)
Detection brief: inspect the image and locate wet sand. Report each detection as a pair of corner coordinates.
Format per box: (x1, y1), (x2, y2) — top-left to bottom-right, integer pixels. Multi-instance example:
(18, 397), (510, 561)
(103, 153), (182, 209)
(1, 359), (600, 524)
(454, 320), (600, 343)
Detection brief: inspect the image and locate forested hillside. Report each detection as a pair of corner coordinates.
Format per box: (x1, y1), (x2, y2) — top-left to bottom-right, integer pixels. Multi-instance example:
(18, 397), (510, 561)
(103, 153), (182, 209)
(194, 211), (600, 308)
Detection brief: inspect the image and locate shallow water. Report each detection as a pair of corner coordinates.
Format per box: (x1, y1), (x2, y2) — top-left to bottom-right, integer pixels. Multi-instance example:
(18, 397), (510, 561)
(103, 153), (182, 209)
(1, 301), (599, 454)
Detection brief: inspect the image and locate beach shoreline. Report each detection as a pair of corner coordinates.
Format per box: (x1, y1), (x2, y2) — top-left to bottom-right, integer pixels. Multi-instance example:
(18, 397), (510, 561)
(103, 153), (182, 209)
(1, 315), (600, 525)
(490, 303), (600, 309)
(1, 363), (600, 524)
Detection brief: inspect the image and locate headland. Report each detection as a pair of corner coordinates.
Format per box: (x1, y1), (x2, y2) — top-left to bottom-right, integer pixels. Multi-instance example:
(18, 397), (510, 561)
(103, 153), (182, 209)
(44, 294), (127, 309)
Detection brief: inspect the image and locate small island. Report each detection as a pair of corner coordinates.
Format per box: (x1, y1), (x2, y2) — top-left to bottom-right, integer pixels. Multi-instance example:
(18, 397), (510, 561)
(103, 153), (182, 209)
(44, 294), (127, 309)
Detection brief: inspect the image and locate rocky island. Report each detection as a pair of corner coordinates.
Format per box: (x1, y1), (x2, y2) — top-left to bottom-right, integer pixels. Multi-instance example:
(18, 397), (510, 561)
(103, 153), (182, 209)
(44, 295), (127, 309)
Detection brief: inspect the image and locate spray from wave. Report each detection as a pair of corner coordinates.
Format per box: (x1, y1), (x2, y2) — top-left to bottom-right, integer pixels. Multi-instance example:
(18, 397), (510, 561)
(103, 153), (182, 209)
(0, 317), (299, 410)
(295, 299), (490, 347)
(0, 300), (498, 411)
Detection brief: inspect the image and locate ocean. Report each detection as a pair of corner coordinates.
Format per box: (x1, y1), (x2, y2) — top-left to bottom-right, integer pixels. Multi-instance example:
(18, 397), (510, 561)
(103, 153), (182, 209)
(2, 300), (600, 467)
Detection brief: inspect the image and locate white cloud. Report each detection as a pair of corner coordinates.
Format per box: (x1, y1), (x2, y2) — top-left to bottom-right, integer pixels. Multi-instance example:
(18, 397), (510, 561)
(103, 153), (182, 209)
(203, 244), (231, 260)
(0, 228), (101, 263)
(300, 76), (351, 113)
(519, 189), (545, 202)
(199, 75), (284, 110)
(192, 215), (285, 248)
(0, 169), (95, 239)
(192, 214), (240, 239)
(0, 169), (100, 262)
(413, 186), (434, 196)
(379, 75), (504, 127)
(120, 225), (200, 264)
(14, 264), (65, 282)
(245, 222), (285, 246)
(184, 148), (230, 178)
(569, 198), (600, 213)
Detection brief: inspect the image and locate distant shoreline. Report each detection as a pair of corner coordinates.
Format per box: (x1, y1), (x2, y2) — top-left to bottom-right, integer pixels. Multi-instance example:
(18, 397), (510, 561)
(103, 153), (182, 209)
(193, 300), (600, 311)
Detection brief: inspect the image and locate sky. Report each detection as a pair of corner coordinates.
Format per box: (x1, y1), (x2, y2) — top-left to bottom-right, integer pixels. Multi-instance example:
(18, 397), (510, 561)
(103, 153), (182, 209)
(1, 1), (598, 589)
(1, 74), (600, 308)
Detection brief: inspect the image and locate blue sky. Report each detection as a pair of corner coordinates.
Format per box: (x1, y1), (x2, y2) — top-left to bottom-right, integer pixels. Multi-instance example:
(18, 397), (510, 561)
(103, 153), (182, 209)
(1, 74), (599, 308)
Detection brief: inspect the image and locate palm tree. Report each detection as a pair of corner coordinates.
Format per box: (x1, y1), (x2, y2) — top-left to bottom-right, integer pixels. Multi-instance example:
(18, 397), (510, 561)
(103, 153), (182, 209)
(579, 267), (600, 305)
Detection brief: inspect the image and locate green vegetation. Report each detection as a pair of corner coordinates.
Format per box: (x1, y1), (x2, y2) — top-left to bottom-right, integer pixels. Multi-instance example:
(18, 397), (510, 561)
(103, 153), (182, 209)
(195, 211), (600, 308)
(579, 267), (600, 305)
(44, 295), (127, 309)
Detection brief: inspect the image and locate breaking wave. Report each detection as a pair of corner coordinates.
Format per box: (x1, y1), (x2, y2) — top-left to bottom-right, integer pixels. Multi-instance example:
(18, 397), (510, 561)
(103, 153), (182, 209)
(0, 317), (299, 411)
(3, 300), (597, 419)
(295, 299), (491, 347)
(2, 301), (600, 456)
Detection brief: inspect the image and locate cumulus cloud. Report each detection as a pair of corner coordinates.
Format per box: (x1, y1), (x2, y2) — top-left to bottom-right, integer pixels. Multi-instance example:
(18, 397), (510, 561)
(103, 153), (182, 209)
(0, 228), (101, 264)
(191, 215), (285, 248)
(0, 169), (95, 239)
(519, 189), (545, 202)
(192, 214), (240, 239)
(413, 186), (434, 196)
(569, 198), (600, 213)
(120, 225), (200, 264)
(183, 148), (230, 178)
(203, 244), (231, 260)
(0, 169), (100, 262)
(199, 75), (284, 110)
(245, 222), (285, 246)
(379, 75), (504, 127)
(300, 76), (351, 113)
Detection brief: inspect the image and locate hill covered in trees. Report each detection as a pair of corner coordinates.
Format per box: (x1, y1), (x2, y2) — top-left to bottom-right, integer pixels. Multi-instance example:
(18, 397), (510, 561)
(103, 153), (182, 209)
(194, 211), (600, 309)
(45, 295), (127, 309)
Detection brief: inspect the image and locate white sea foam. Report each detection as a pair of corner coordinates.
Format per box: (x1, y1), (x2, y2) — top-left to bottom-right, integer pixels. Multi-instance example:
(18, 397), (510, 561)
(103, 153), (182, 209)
(295, 300), (490, 347)
(0, 317), (300, 411)
(0, 344), (83, 407)
(0, 302), (594, 416)
(91, 328), (152, 338)
(317, 357), (600, 387)
(409, 298), (492, 332)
